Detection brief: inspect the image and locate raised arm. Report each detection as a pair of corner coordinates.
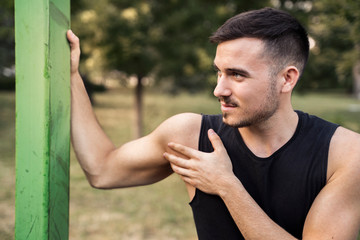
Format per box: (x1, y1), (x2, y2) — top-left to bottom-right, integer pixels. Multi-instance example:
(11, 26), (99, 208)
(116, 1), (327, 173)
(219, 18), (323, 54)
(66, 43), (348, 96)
(67, 30), (202, 189)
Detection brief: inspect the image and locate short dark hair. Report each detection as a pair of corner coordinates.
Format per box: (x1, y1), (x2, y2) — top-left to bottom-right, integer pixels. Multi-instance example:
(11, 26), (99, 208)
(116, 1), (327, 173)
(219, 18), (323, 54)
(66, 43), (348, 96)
(210, 7), (309, 76)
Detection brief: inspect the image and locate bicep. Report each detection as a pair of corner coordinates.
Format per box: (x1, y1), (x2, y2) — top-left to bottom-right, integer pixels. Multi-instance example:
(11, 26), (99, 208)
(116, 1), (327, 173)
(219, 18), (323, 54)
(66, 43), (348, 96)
(96, 132), (172, 189)
(97, 113), (202, 189)
(303, 128), (360, 239)
(303, 172), (360, 239)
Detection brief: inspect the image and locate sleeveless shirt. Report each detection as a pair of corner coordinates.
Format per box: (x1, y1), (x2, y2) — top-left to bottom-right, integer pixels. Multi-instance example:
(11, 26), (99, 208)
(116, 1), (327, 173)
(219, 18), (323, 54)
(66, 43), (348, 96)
(190, 111), (339, 239)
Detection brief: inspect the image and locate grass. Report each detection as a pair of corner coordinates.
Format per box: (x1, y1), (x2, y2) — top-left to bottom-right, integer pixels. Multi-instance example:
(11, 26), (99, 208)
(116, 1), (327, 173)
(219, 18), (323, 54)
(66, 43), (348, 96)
(0, 91), (15, 240)
(69, 89), (220, 240)
(292, 92), (360, 132)
(1, 89), (359, 239)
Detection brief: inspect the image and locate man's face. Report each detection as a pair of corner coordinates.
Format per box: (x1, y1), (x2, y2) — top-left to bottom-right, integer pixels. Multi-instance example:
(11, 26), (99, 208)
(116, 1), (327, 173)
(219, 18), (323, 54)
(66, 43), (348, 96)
(213, 38), (280, 128)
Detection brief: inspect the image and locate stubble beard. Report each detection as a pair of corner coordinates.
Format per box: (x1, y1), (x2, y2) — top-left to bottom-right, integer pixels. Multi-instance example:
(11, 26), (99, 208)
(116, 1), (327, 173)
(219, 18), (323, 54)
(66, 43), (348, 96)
(222, 80), (279, 128)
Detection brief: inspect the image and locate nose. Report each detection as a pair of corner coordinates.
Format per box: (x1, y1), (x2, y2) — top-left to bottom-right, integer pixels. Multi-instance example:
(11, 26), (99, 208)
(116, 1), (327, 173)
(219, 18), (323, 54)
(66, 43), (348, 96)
(213, 77), (231, 98)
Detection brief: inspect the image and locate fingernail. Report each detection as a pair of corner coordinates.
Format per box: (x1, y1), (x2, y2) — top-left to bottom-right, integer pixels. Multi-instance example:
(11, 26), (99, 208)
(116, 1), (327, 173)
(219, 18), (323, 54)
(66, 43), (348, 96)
(208, 129), (215, 135)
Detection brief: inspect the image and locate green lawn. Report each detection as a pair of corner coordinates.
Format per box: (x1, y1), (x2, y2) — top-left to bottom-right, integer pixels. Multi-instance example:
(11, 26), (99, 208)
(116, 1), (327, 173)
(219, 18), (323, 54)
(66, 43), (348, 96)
(1, 89), (359, 239)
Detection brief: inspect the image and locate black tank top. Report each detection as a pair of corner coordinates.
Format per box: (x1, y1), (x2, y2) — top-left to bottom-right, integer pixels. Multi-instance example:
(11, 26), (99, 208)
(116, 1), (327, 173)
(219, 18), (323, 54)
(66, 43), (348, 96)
(190, 111), (339, 239)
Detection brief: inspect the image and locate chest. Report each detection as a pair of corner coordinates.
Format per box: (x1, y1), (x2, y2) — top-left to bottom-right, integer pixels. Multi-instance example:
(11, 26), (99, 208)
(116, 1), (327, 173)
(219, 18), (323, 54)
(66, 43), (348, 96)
(226, 140), (327, 237)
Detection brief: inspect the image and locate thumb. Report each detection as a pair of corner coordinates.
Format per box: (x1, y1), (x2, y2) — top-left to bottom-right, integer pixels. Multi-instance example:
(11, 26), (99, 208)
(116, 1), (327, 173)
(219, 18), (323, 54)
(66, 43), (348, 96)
(66, 30), (81, 74)
(67, 30), (80, 51)
(208, 129), (226, 152)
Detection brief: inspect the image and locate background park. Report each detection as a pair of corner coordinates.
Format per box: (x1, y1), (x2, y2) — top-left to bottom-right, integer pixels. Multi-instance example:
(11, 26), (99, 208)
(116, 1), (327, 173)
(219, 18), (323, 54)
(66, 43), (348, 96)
(1, 0), (360, 239)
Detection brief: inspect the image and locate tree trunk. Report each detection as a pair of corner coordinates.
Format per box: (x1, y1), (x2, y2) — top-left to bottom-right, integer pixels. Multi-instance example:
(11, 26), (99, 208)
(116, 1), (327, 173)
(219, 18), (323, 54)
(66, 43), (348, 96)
(134, 75), (144, 138)
(353, 60), (360, 100)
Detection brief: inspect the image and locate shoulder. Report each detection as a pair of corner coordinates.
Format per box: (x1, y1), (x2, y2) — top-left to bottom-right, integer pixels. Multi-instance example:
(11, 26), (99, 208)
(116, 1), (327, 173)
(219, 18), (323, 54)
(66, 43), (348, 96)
(331, 126), (360, 146)
(159, 113), (203, 133)
(151, 113), (203, 149)
(304, 126), (360, 239)
(297, 110), (338, 132)
(329, 127), (360, 164)
(327, 127), (360, 181)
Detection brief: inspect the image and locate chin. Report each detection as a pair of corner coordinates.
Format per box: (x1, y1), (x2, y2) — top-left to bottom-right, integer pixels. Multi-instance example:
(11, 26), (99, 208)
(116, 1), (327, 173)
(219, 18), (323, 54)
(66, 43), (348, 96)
(222, 113), (251, 128)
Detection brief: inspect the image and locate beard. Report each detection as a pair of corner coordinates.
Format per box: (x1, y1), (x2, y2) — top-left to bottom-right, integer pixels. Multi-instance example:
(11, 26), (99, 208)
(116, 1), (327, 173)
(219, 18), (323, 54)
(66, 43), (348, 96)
(220, 79), (279, 128)
(222, 103), (278, 128)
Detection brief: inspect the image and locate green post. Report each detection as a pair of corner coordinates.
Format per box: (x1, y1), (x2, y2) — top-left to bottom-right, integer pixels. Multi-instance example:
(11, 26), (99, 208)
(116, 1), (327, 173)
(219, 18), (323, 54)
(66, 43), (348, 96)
(15, 0), (71, 239)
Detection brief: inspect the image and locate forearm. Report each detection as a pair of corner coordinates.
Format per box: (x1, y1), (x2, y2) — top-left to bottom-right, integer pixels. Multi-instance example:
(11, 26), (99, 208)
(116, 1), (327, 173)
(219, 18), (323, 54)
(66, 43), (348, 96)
(71, 72), (116, 179)
(219, 177), (297, 240)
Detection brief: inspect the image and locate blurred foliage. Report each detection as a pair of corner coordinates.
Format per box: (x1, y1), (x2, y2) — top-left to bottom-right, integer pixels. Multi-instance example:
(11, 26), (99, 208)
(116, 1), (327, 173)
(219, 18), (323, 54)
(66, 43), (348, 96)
(70, 0), (270, 93)
(281, 0), (360, 94)
(307, 0), (360, 96)
(0, 1), (15, 90)
(70, 0), (271, 136)
(0, 1), (14, 69)
(1, 0), (360, 96)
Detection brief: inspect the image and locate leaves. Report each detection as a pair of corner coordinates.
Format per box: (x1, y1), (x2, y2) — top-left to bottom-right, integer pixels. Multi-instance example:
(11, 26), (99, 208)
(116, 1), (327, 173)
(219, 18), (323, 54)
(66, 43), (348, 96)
(71, 0), (270, 91)
(302, 0), (360, 92)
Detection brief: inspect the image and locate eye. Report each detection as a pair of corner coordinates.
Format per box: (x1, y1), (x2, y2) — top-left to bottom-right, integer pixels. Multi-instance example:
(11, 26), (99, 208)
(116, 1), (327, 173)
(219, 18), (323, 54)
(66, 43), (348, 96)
(232, 72), (244, 79)
(233, 72), (241, 78)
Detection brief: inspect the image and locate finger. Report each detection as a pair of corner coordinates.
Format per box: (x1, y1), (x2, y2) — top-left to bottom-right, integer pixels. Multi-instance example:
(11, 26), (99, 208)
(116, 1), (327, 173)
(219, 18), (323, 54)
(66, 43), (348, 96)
(164, 152), (191, 169)
(208, 129), (226, 152)
(167, 142), (200, 159)
(66, 30), (80, 52)
(180, 176), (195, 186)
(66, 29), (73, 41)
(163, 152), (191, 169)
(169, 163), (191, 178)
(164, 152), (192, 177)
(67, 30), (81, 74)
(67, 30), (78, 44)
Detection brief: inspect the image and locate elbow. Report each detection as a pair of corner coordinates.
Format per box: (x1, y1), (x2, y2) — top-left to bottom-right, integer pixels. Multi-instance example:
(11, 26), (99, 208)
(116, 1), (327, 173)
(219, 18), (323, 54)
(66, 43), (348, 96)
(83, 152), (116, 189)
(89, 180), (104, 189)
(86, 174), (112, 189)
(86, 171), (127, 189)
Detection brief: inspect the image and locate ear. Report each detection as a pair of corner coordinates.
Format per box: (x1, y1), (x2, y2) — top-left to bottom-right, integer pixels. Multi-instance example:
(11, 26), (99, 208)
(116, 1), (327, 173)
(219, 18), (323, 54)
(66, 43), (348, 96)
(280, 66), (300, 93)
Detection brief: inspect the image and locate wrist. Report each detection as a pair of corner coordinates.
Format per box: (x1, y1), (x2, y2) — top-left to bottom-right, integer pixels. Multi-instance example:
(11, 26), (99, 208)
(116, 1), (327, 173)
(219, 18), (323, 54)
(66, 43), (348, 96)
(70, 71), (86, 93)
(70, 71), (82, 84)
(218, 175), (242, 199)
(70, 70), (81, 78)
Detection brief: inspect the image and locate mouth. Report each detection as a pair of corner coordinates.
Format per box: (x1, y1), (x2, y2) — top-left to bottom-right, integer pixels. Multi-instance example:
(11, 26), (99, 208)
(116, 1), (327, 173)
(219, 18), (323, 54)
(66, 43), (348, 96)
(219, 100), (238, 112)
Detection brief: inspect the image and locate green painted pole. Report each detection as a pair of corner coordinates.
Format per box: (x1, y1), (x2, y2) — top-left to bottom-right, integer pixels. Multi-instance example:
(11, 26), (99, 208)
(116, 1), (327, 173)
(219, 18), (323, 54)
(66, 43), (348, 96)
(15, 0), (70, 239)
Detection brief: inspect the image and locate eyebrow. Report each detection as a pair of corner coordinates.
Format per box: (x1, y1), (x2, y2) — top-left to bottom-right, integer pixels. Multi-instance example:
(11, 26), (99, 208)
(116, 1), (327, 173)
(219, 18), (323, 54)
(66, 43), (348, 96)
(213, 63), (251, 78)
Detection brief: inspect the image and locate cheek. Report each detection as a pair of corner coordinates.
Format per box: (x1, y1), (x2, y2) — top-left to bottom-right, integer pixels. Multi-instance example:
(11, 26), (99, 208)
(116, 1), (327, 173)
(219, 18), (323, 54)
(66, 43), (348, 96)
(233, 83), (265, 103)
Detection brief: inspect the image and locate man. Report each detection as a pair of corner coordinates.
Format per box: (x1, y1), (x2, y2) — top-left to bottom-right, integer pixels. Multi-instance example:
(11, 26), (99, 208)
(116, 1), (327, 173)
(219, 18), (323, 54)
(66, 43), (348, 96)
(68, 7), (360, 239)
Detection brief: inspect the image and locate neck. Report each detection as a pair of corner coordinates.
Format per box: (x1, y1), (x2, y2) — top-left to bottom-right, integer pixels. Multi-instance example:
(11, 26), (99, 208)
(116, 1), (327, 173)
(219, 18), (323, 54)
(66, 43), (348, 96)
(238, 108), (298, 158)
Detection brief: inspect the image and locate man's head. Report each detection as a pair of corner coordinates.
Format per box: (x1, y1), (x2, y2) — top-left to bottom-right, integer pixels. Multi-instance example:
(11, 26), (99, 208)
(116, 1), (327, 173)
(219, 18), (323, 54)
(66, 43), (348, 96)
(210, 7), (309, 77)
(211, 8), (309, 128)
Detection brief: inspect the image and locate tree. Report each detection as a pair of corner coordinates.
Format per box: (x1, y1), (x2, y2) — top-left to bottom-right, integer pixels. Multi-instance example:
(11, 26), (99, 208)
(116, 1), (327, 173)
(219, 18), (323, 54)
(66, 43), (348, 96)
(279, 0), (360, 97)
(309, 0), (360, 98)
(0, 0), (15, 90)
(271, 0), (360, 99)
(71, 0), (270, 138)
